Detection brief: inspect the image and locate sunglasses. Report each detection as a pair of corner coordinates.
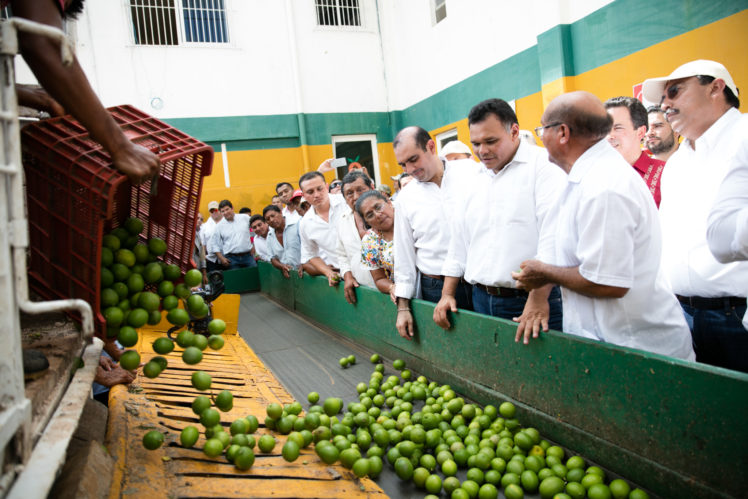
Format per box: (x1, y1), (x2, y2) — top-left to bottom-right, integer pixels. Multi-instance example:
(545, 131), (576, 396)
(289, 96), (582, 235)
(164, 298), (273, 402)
(330, 182), (342, 188)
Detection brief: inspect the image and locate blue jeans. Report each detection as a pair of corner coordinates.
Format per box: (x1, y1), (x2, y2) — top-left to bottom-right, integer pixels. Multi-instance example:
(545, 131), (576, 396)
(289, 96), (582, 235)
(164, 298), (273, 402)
(226, 252), (257, 270)
(472, 285), (563, 331)
(681, 302), (748, 373)
(420, 275), (473, 311)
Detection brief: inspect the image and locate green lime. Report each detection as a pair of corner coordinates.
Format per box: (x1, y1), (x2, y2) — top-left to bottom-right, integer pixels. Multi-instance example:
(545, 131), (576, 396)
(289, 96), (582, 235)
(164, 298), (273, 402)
(167, 308), (189, 326)
(191, 396), (211, 415)
(152, 337), (174, 354)
(147, 308), (162, 325)
(186, 294), (204, 313)
(192, 334), (208, 351)
(521, 469), (539, 492)
(124, 217), (144, 235)
(117, 326), (138, 348)
(203, 438), (223, 457)
(499, 402), (516, 418)
(175, 283), (191, 299)
(215, 390), (234, 412)
(176, 329), (195, 348)
(100, 288), (119, 309)
(504, 483), (524, 499)
(257, 434), (276, 453)
(142, 361), (162, 378)
(101, 268), (114, 288)
(180, 426), (199, 447)
(127, 308), (148, 328)
(478, 483), (498, 499)
(339, 357), (349, 368)
(339, 447), (361, 468)
(629, 489), (650, 499)
(394, 456), (414, 480)
(351, 457), (370, 477)
(230, 418), (249, 435)
(133, 243), (150, 263)
(208, 318), (226, 335)
(581, 473), (604, 489)
(234, 447), (255, 470)
(151, 356), (168, 370)
(138, 291), (161, 312)
(370, 353), (380, 363)
(393, 359), (405, 370)
(539, 476), (565, 499)
(191, 371), (212, 391)
(164, 264), (182, 281)
(157, 280), (174, 297)
(184, 268), (202, 287)
(323, 397), (342, 416)
(101, 247), (114, 267)
(565, 482), (587, 499)
(148, 237), (167, 256)
(126, 273), (144, 294)
(208, 335), (224, 350)
(143, 262), (163, 284)
(111, 263), (130, 282)
(587, 483), (612, 499)
(104, 307), (124, 327)
(245, 415), (259, 434)
(102, 234), (120, 251)
(425, 474), (442, 494)
(115, 249), (136, 267)
(200, 408), (221, 428)
(608, 479), (630, 499)
(315, 441), (339, 464)
(119, 350), (140, 370)
(142, 430), (164, 450)
(266, 403), (283, 420)
(192, 303), (209, 319)
(182, 346), (203, 365)
(160, 295), (178, 311)
(307, 391), (320, 404)
(282, 440), (300, 462)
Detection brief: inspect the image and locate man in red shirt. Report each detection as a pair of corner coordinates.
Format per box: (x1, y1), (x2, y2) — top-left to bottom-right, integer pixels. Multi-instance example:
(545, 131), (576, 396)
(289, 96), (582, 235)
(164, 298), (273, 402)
(605, 96), (665, 207)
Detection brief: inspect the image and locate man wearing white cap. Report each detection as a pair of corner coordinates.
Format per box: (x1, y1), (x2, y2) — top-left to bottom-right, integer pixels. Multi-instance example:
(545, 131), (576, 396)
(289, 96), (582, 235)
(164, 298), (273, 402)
(440, 140), (474, 161)
(200, 200), (223, 273)
(642, 60), (747, 372)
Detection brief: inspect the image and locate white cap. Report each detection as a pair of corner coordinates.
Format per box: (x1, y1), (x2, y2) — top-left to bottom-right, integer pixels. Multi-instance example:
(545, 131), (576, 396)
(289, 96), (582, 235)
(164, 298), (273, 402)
(207, 200), (219, 211)
(440, 140), (473, 157)
(642, 60), (738, 103)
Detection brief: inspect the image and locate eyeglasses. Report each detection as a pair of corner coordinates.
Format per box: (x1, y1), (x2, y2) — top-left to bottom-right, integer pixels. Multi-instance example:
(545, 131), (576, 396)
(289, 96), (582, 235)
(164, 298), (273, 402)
(534, 122), (564, 139)
(363, 202), (387, 222)
(661, 83), (685, 104)
(330, 181), (342, 188)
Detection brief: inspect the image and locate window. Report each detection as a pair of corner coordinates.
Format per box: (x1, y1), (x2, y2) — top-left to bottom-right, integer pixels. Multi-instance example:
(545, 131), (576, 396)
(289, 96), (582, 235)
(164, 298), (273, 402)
(432, 0), (447, 25)
(436, 128), (458, 154)
(130, 0), (228, 46)
(315, 0), (361, 27)
(332, 134), (380, 185)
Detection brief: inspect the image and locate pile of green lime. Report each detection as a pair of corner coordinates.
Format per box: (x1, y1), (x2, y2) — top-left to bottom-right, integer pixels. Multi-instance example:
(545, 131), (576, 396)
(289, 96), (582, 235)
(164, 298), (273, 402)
(194, 355), (650, 498)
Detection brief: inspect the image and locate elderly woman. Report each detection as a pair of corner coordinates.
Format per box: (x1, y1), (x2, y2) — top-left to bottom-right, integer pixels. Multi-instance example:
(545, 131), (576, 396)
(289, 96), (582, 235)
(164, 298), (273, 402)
(355, 190), (395, 302)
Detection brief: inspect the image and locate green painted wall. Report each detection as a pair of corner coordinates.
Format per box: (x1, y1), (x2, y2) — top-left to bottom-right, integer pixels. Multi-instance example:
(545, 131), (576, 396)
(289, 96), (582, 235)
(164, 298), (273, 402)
(257, 262), (748, 499)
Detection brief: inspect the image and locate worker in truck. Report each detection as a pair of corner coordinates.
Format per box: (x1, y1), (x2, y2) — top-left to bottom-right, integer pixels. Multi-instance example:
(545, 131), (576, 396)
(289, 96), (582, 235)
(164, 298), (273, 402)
(10, 0), (160, 185)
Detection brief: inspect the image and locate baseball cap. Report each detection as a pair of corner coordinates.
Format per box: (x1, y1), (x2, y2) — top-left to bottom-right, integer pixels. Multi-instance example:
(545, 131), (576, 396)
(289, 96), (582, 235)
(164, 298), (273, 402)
(642, 60), (739, 103)
(290, 189), (303, 200)
(207, 200), (219, 211)
(390, 173), (403, 181)
(440, 140), (472, 157)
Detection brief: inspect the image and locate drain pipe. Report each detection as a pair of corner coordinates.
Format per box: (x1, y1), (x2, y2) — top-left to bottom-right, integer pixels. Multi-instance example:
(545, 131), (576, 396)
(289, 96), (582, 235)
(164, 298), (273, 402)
(2, 18), (94, 344)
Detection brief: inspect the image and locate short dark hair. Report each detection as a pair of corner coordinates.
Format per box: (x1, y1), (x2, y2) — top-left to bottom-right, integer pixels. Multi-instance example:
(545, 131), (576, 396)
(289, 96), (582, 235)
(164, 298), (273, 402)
(239, 207), (251, 214)
(468, 99), (519, 130)
(249, 215), (266, 226)
(275, 182), (293, 193)
(393, 126), (432, 151)
(341, 170), (374, 195)
(604, 96), (648, 130)
(354, 190), (389, 219)
(299, 171), (325, 189)
(646, 105), (664, 114)
(218, 199), (232, 209)
(262, 205), (282, 217)
(697, 75), (740, 109)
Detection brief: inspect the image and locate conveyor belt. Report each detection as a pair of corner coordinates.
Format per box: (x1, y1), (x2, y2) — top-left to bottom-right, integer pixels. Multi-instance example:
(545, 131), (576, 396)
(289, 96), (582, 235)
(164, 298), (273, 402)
(106, 294), (387, 498)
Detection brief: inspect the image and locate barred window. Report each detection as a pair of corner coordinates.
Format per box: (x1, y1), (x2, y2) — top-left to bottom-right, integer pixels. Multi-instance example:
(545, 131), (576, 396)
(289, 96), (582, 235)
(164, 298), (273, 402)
(315, 0), (361, 27)
(130, 0), (228, 46)
(432, 0), (447, 25)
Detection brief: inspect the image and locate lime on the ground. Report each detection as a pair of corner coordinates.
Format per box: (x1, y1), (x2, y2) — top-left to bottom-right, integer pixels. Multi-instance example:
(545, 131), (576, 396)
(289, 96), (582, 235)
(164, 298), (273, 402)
(499, 401), (516, 418)
(191, 371), (212, 391)
(182, 346), (203, 365)
(234, 447), (255, 470)
(180, 426), (199, 447)
(266, 403), (283, 420)
(393, 359), (405, 370)
(281, 440), (300, 462)
(257, 434), (275, 453)
(142, 430), (164, 450)
(208, 335), (224, 350)
(203, 438), (223, 457)
(370, 353), (380, 363)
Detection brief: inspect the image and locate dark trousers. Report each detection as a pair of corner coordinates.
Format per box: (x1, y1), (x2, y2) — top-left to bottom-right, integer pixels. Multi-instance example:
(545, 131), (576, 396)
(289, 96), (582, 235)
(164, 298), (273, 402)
(420, 274), (473, 311)
(226, 252), (257, 270)
(472, 285), (563, 331)
(206, 259), (220, 272)
(681, 301), (748, 373)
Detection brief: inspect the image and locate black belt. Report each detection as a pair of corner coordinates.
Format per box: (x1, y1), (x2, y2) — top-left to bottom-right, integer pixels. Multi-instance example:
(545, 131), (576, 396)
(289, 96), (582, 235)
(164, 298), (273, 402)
(475, 283), (528, 298)
(227, 251), (251, 257)
(676, 294), (746, 310)
(422, 273), (467, 284)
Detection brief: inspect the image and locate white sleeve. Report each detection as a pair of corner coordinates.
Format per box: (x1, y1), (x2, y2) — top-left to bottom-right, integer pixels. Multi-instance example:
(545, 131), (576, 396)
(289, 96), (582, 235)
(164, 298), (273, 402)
(336, 221), (353, 276)
(299, 218), (318, 264)
(393, 196), (418, 299)
(441, 198), (468, 278)
(707, 137), (748, 263)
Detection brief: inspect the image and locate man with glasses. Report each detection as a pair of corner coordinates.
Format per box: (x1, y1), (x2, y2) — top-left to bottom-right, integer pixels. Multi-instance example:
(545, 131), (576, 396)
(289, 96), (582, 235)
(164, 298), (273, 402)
(392, 126), (478, 339)
(642, 60), (747, 372)
(336, 171), (376, 304)
(433, 99), (565, 335)
(512, 91), (694, 361)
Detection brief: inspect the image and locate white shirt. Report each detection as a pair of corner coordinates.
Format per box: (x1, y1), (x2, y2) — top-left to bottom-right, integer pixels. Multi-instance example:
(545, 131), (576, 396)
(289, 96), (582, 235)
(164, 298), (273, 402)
(336, 208), (376, 288)
(442, 141), (566, 286)
(267, 221), (302, 268)
(538, 140), (694, 360)
(659, 108), (748, 298)
(283, 206), (302, 225)
(299, 193), (346, 267)
(200, 217), (219, 262)
(253, 231), (274, 262)
(393, 158), (480, 299)
(707, 121), (748, 263)
(211, 213), (253, 256)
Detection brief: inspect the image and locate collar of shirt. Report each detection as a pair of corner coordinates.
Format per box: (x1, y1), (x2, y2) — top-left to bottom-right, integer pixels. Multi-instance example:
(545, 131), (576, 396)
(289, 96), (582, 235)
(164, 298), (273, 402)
(684, 107), (741, 154)
(632, 150), (663, 175)
(307, 193), (346, 222)
(568, 139), (610, 183)
(478, 140), (528, 178)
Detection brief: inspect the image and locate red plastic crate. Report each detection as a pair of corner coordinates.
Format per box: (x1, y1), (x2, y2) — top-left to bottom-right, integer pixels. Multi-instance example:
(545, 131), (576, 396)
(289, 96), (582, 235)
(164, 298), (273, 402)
(22, 105), (213, 336)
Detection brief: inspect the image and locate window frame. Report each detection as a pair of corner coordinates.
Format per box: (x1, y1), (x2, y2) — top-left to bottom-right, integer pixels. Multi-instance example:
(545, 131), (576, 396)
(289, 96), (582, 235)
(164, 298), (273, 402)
(126, 0), (231, 47)
(435, 128), (458, 155)
(313, 0), (365, 32)
(331, 134), (381, 185)
(431, 0), (447, 26)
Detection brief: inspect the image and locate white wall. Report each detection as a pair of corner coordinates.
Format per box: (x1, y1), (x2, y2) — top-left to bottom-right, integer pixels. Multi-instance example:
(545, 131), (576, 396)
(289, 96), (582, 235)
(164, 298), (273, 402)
(13, 0), (612, 119)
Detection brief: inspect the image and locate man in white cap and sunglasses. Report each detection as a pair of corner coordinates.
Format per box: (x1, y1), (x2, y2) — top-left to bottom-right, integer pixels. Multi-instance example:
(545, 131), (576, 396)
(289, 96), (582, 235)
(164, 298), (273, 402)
(642, 60), (748, 373)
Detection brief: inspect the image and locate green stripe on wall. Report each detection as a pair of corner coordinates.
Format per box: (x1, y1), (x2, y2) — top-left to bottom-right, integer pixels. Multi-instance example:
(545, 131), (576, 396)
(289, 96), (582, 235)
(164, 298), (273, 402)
(163, 2), (745, 151)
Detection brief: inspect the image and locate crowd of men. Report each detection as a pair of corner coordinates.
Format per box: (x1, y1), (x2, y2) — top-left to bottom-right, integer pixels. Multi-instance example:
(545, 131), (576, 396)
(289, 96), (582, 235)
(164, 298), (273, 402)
(195, 60), (747, 374)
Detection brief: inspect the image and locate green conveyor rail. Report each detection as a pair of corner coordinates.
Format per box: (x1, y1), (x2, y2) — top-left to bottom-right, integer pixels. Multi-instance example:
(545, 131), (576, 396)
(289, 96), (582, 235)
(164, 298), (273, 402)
(257, 261), (748, 499)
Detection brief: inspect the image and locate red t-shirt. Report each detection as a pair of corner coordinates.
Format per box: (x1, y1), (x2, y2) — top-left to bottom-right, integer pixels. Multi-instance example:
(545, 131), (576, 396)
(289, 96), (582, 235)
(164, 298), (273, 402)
(632, 151), (665, 208)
